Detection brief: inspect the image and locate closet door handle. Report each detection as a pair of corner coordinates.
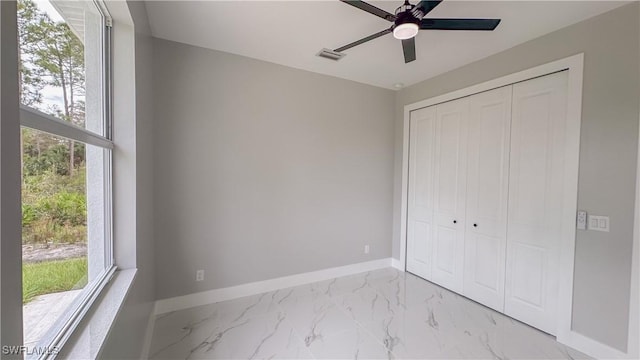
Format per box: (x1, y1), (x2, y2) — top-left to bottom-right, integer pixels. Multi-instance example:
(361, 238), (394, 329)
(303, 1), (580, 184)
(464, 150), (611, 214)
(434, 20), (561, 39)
(453, 220), (457, 224)
(473, 223), (478, 227)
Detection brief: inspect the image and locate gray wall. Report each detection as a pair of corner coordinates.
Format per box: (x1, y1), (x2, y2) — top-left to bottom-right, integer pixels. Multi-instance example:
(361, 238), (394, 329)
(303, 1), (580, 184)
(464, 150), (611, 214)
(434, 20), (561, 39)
(0, 1), (24, 355)
(101, 2), (156, 358)
(153, 39), (395, 300)
(392, 3), (639, 351)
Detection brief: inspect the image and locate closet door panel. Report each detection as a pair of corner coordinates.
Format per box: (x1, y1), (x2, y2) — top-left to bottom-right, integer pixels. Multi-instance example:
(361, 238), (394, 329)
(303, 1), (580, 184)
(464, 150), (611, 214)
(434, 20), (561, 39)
(505, 71), (568, 335)
(431, 98), (468, 293)
(463, 86), (512, 312)
(406, 106), (437, 279)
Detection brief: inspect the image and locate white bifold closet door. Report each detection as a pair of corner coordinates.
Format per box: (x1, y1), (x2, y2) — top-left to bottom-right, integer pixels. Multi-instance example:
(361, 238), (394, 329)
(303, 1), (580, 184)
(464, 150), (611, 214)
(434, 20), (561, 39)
(463, 86), (512, 312)
(430, 98), (469, 293)
(405, 71), (570, 335)
(406, 98), (469, 292)
(504, 71), (569, 335)
(406, 106), (436, 279)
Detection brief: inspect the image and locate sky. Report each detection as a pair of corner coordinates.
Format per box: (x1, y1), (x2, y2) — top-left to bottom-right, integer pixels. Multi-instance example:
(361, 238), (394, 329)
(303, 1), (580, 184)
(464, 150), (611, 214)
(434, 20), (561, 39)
(34, 0), (63, 22)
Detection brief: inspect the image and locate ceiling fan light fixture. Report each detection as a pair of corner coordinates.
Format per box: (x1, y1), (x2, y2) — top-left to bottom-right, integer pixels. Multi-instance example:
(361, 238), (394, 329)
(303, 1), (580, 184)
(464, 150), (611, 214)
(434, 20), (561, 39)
(335, 0), (501, 64)
(393, 22), (419, 40)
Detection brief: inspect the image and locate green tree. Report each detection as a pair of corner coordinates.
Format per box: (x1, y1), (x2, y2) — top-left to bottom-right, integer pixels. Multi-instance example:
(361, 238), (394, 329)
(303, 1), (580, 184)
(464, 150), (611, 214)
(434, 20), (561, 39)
(18, 0), (88, 246)
(17, 0), (46, 107)
(18, 0), (85, 175)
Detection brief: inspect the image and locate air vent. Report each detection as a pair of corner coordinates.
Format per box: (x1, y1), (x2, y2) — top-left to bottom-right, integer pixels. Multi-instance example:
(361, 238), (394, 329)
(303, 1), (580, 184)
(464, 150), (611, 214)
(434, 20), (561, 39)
(316, 48), (346, 61)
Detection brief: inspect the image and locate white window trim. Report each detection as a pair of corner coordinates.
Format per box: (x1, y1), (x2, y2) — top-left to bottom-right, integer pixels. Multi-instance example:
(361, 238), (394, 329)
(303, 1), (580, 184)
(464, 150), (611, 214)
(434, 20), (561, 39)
(20, 106), (113, 149)
(20, 117), (117, 359)
(18, 1), (116, 357)
(59, 0), (145, 354)
(36, 266), (116, 359)
(20, 113), (116, 358)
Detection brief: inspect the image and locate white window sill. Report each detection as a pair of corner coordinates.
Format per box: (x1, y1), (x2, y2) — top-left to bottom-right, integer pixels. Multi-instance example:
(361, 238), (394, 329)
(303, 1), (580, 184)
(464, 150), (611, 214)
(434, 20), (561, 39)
(56, 269), (137, 359)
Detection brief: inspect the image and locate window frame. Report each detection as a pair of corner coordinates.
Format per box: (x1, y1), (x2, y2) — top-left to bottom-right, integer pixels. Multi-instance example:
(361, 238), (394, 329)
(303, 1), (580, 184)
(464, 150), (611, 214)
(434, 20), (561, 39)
(18, 1), (116, 358)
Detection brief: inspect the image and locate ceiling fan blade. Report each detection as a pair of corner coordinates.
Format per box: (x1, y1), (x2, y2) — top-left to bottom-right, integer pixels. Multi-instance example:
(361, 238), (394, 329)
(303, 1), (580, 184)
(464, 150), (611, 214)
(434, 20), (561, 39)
(412, 1), (443, 18)
(420, 18), (501, 31)
(402, 38), (416, 63)
(340, 0), (396, 22)
(334, 28), (392, 52)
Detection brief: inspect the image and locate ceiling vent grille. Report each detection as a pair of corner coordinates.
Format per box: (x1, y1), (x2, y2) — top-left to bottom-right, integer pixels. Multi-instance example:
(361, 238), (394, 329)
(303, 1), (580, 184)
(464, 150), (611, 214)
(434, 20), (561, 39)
(316, 48), (346, 61)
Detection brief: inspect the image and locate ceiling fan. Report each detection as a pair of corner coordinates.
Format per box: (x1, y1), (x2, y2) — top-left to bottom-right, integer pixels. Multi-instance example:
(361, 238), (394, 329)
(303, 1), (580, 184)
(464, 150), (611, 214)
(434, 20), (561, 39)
(333, 0), (501, 63)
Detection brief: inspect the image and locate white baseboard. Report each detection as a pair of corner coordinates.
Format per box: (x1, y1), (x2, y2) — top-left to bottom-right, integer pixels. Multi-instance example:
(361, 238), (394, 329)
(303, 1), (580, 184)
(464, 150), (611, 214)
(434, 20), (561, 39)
(154, 258), (393, 315)
(147, 257), (632, 360)
(139, 304), (156, 359)
(391, 258), (404, 271)
(559, 330), (630, 359)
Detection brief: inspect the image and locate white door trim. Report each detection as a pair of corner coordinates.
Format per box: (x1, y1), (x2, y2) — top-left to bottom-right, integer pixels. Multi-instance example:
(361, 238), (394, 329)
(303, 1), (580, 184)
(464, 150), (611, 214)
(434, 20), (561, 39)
(627, 9), (640, 357)
(399, 53), (598, 355)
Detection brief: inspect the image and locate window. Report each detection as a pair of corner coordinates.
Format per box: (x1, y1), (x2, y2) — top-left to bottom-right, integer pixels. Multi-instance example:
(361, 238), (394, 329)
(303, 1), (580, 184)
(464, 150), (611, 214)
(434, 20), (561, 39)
(18, 0), (113, 356)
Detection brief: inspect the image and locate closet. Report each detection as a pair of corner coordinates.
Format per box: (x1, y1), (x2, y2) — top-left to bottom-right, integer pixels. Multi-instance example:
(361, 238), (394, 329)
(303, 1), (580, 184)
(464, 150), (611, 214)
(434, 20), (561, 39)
(406, 71), (569, 335)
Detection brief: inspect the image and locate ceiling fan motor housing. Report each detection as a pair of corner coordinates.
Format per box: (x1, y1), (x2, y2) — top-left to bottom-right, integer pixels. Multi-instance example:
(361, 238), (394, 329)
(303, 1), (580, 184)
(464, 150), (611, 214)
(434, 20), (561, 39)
(335, 0), (502, 63)
(394, 10), (420, 29)
(393, 7), (421, 40)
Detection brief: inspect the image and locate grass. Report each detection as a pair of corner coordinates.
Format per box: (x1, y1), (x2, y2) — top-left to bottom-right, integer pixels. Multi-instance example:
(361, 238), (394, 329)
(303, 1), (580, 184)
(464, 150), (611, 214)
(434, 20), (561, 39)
(23, 257), (87, 304)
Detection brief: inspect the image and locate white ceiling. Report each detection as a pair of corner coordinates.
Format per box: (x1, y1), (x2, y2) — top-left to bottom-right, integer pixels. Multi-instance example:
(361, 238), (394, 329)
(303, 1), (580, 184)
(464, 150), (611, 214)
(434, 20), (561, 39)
(146, 1), (628, 90)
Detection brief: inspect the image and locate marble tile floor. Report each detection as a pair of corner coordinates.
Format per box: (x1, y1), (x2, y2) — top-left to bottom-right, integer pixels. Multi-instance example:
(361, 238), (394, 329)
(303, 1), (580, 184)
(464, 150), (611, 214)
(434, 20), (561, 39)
(149, 268), (589, 360)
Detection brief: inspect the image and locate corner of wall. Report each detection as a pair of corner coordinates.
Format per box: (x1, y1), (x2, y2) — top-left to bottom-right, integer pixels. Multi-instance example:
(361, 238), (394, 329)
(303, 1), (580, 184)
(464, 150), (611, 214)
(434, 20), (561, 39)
(99, 0), (156, 358)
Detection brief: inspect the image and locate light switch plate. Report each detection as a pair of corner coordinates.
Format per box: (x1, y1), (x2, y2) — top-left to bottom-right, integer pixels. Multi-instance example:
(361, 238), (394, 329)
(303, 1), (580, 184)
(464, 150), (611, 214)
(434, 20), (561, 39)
(577, 210), (587, 230)
(588, 215), (610, 232)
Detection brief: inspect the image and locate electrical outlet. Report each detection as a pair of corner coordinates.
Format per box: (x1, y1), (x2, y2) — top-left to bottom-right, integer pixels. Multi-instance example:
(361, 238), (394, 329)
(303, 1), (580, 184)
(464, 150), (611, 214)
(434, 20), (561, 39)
(364, 245), (370, 254)
(196, 269), (205, 282)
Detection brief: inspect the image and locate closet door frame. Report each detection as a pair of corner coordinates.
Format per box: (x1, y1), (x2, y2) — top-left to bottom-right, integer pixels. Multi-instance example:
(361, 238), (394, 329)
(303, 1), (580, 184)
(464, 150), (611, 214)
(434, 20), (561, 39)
(399, 54), (583, 349)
